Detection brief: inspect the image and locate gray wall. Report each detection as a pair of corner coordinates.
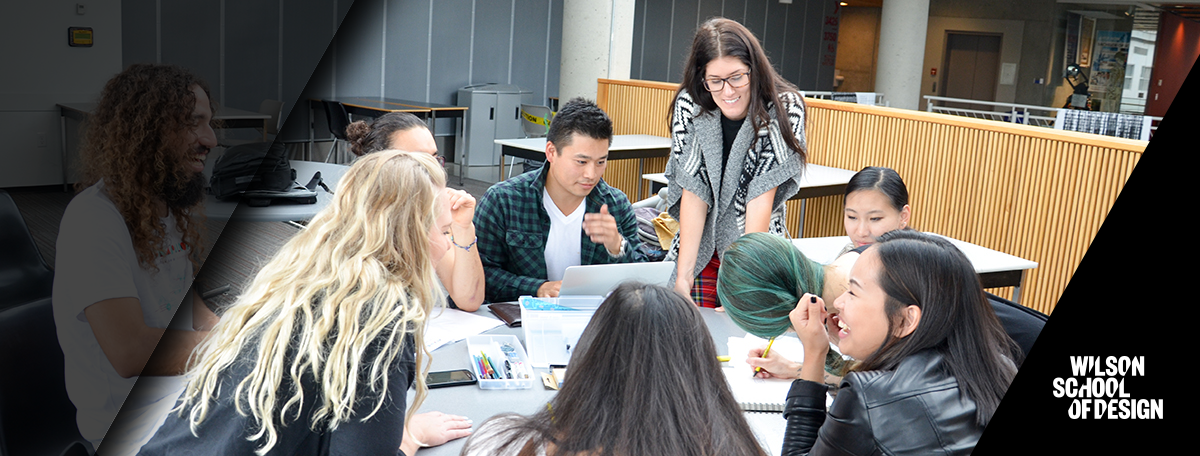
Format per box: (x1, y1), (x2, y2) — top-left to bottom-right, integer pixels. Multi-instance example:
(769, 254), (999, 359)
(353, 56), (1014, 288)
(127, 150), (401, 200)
(123, 0), (345, 143)
(630, 0), (841, 90)
(0, 1), (123, 188)
(300, 0), (564, 143)
(0, 0), (342, 188)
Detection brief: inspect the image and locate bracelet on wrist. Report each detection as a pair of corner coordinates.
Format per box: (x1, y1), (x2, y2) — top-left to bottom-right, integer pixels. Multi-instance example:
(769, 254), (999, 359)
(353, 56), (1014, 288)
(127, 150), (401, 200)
(450, 233), (478, 252)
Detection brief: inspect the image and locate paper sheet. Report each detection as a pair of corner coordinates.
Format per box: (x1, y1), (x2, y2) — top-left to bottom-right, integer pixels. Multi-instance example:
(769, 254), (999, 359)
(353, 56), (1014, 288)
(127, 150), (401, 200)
(424, 307), (504, 351)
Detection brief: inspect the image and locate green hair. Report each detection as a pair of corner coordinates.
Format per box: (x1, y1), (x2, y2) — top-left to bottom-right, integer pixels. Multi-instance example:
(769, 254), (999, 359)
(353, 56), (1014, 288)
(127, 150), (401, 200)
(717, 232), (825, 339)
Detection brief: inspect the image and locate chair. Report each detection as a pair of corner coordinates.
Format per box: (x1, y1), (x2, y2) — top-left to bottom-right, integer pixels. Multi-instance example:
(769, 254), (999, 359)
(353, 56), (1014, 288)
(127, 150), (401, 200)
(986, 292), (1048, 363)
(1054, 109), (1152, 141)
(321, 101), (352, 164)
(0, 298), (89, 456)
(511, 104), (554, 178)
(0, 190), (54, 312)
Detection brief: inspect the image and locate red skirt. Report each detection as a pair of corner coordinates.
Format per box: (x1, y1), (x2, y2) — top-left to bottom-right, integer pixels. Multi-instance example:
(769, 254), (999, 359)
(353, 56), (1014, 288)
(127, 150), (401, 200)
(691, 253), (721, 308)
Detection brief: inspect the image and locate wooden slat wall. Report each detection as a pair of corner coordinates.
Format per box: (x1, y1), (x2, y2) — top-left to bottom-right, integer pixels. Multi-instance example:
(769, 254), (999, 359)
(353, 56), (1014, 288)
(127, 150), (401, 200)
(596, 78), (1146, 315)
(595, 79), (675, 199)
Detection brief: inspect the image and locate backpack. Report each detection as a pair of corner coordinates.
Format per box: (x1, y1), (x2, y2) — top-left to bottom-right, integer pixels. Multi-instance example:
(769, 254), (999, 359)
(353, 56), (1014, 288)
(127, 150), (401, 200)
(209, 141), (296, 203)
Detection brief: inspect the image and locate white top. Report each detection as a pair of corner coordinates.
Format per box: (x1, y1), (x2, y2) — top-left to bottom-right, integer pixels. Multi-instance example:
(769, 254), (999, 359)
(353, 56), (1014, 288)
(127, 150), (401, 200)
(495, 134), (671, 153)
(642, 163), (857, 193)
(542, 188), (584, 282)
(790, 234), (1039, 273)
(51, 182), (195, 448)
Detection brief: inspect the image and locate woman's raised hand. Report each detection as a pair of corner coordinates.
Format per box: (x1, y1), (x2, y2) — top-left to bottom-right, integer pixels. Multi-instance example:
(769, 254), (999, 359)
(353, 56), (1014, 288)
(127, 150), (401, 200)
(790, 293), (830, 383)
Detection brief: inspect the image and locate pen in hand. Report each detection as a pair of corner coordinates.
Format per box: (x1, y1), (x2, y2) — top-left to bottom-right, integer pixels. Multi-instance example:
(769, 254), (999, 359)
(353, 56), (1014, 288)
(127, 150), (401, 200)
(754, 337), (776, 375)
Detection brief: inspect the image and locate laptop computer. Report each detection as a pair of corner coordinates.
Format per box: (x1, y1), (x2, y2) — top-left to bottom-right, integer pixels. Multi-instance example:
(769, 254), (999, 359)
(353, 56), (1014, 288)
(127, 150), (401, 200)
(558, 261), (676, 296)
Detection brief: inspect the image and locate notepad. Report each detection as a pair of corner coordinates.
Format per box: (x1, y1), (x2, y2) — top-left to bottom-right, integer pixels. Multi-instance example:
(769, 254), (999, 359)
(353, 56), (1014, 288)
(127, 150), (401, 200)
(722, 366), (792, 412)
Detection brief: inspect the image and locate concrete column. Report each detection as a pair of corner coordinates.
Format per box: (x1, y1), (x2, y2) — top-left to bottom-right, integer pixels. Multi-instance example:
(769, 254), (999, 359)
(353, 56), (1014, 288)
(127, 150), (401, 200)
(874, 0), (929, 110)
(559, 0), (635, 102)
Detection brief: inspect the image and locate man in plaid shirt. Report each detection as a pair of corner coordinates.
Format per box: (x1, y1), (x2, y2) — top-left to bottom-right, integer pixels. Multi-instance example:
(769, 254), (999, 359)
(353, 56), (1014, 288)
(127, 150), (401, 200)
(474, 98), (647, 302)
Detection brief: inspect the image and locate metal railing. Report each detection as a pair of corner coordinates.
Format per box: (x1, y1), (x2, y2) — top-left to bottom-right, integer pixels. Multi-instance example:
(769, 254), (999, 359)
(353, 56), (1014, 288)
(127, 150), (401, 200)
(803, 91), (889, 107)
(924, 95), (1162, 135)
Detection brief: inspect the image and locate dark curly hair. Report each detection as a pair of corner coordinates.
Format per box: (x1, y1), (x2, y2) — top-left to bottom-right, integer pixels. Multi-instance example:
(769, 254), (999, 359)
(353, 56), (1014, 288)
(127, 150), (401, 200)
(77, 63), (213, 270)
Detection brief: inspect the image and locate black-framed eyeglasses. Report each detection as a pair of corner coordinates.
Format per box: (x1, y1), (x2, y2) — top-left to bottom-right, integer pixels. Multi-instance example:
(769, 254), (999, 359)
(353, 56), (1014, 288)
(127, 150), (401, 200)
(703, 70), (751, 92)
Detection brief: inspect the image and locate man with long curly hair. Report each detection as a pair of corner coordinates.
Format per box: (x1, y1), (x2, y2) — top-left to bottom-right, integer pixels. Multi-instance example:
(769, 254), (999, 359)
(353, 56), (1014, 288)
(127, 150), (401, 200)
(51, 63), (221, 454)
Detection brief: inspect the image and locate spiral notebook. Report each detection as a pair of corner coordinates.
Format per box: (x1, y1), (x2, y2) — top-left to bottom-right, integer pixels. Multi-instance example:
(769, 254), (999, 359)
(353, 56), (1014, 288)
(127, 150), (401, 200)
(722, 367), (792, 412)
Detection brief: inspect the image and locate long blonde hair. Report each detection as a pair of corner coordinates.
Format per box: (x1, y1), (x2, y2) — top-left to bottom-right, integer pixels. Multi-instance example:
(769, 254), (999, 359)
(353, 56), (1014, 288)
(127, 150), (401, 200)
(178, 151), (446, 453)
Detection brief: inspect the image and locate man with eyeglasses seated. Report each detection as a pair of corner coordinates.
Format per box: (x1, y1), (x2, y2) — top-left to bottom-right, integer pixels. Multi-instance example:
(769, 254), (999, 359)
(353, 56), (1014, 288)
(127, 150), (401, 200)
(473, 97), (647, 302)
(345, 112), (485, 312)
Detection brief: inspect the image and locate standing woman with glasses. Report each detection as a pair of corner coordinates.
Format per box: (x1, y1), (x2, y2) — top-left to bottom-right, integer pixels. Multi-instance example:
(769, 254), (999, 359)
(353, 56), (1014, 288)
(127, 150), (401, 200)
(667, 17), (808, 308)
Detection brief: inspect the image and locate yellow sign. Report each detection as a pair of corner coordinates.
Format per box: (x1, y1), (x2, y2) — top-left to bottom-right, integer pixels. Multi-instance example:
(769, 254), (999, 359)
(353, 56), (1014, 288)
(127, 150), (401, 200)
(68, 27), (93, 47)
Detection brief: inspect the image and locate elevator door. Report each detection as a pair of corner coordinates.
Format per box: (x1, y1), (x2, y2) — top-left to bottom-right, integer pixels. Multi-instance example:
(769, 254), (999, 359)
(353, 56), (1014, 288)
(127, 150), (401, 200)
(941, 33), (1001, 111)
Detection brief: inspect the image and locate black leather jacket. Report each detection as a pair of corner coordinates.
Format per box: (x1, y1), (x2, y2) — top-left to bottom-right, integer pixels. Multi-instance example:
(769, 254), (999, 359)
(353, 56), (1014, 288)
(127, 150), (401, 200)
(781, 350), (984, 455)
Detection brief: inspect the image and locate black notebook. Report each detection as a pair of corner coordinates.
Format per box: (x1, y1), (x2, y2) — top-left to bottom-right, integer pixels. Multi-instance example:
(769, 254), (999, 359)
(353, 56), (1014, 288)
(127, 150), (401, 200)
(488, 302), (522, 327)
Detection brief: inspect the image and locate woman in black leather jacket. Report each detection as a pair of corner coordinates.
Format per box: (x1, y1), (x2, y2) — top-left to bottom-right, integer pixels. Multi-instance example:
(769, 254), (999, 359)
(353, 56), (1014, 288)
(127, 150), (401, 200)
(781, 230), (1020, 455)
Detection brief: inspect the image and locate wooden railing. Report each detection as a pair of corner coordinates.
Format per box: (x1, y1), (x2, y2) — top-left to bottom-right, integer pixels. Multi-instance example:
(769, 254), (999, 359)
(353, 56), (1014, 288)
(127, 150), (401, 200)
(595, 78), (1147, 315)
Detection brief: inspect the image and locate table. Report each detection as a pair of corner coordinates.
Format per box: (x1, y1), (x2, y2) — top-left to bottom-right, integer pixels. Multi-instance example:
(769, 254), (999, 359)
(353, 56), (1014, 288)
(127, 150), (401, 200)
(308, 97), (467, 182)
(642, 163), (856, 201)
(407, 304), (748, 456)
(204, 161), (348, 222)
(643, 163), (857, 236)
(791, 234), (1039, 302)
(494, 135), (671, 191)
(57, 102), (273, 190)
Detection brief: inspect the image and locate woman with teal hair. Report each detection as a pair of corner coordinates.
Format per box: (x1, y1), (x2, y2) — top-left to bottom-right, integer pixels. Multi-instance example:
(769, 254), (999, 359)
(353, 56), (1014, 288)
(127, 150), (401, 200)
(717, 232), (856, 381)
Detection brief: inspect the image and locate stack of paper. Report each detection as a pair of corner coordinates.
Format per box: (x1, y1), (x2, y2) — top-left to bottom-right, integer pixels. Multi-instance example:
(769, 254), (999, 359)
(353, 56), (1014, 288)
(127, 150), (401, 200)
(424, 308), (504, 351)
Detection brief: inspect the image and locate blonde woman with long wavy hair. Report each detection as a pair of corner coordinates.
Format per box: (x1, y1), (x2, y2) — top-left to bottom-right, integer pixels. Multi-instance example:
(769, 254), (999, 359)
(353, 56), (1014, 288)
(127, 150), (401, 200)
(139, 151), (469, 455)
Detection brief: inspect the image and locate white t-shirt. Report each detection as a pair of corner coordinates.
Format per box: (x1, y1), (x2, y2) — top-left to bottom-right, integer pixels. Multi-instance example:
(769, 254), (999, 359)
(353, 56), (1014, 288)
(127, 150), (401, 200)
(51, 181), (194, 451)
(542, 188), (584, 282)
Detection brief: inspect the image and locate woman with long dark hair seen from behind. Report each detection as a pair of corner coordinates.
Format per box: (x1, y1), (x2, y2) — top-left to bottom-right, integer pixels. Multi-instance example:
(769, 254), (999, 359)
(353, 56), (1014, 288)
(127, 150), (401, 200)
(458, 282), (768, 456)
(667, 17), (808, 308)
(140, 151), (470, 455)
(781, 230), (1019, 455)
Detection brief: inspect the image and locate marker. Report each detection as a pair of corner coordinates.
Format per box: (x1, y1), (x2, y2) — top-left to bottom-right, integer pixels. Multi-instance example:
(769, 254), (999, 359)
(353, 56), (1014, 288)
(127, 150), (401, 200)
(717, 355), (731, 362)
(753, 337), (776, 375)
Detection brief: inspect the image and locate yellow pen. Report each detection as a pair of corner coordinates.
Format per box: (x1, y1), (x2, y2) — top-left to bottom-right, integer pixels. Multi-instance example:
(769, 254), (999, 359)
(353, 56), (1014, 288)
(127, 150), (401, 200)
(717, 355), (731, 362)
(753, 337), (776, 374)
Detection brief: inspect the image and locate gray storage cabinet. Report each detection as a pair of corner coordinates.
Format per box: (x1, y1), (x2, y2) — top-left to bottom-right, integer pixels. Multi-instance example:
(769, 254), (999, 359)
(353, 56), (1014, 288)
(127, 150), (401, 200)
(456, 84), (534, 168)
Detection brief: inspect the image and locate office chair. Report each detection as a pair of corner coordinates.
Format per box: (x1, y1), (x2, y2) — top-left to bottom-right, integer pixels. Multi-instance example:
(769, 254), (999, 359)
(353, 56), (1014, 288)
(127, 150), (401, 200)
(0, 298), (89, 456)
(986, 292), (1048, 364)
(0, 190), (54, 312)
(1054, 109), (1152, 141)
(321, 101), (352, 163)
(513, 104), (554, 178)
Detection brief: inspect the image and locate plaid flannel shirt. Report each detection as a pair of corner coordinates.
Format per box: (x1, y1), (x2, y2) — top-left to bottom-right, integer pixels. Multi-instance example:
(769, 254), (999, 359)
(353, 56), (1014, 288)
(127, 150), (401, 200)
(474, 164), (647, 302)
